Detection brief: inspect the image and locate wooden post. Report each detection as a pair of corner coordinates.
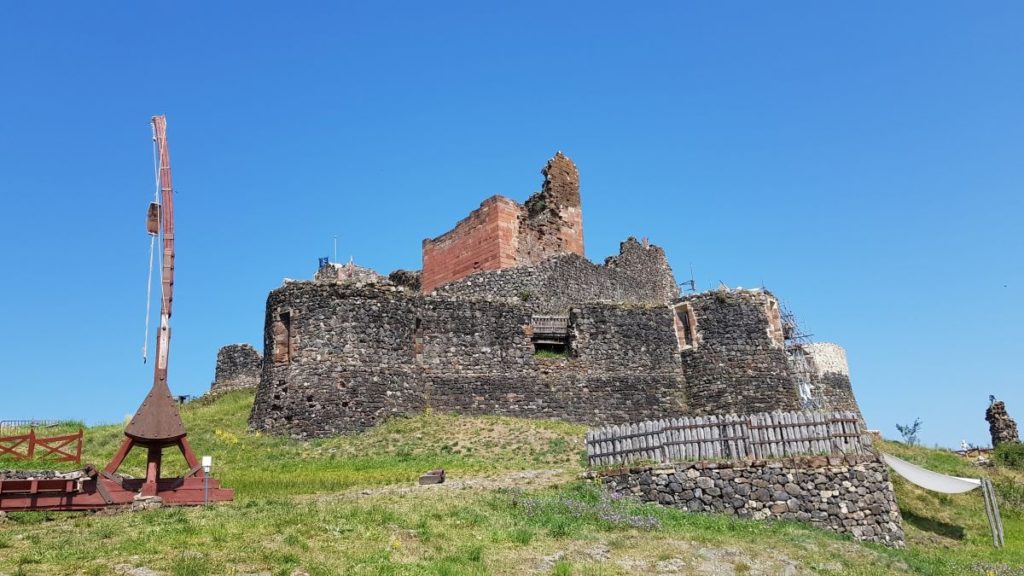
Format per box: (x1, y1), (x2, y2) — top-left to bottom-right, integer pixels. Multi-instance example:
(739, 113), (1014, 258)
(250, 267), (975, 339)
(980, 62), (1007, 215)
(981, 478), (1005, 548)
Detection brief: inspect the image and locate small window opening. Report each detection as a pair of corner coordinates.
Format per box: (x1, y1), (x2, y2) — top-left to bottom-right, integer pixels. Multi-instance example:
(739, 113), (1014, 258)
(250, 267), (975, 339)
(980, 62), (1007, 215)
(673, 303), (697, 350)
(531, 314), (570, 359)
(533, 341), (568, 359)
(413, 316), (424, 362)
(272, 311), (292, 364)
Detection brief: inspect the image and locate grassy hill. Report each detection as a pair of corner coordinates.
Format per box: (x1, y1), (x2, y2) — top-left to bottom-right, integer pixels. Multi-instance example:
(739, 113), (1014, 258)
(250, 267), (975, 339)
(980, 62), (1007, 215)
(1, 391), (1021, 575)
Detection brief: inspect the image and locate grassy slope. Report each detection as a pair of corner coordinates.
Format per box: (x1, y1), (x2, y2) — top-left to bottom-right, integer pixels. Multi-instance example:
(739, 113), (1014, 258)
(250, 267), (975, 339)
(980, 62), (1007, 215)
(0, 391), (1020, 576)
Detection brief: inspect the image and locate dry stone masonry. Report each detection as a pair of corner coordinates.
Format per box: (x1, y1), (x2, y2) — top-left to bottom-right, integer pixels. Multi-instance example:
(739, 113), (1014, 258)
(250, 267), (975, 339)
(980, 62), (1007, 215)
(210, 344), (262, 393)
(243, 152), (867, 437)
(436, 237), (679, 313)
(986, 400), (1020, 447)
(786, 342), (862, 416)
(248, 281), (689, 436)
(595, 454), (905, 547)
(675, 290), (801, 416)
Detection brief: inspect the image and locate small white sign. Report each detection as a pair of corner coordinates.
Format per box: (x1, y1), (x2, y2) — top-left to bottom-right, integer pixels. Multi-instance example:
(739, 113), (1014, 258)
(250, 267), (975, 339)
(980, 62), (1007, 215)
(201, 456), (213, 472)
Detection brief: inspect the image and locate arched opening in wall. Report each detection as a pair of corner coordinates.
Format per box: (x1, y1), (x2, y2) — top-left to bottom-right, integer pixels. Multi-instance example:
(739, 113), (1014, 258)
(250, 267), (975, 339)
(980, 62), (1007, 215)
(531, 314), (570, 359)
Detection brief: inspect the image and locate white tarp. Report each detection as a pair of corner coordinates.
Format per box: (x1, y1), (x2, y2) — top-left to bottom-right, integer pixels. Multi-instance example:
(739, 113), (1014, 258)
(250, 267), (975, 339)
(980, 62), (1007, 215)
(881, 452), (982, 494)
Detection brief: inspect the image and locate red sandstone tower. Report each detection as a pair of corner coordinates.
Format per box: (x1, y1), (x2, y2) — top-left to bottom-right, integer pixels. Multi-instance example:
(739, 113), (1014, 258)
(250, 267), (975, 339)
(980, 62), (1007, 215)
(421, 152), (584, 293)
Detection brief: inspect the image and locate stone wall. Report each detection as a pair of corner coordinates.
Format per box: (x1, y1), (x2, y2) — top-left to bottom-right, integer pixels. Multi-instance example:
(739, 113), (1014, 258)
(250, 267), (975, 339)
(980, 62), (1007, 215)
(388, 269), (422, 291)
(314, 261), (387, 285)
(210, 344), (262, 393)
(785, 342), (861, 416)
(248, 280), (869, 436)
(802, 343), (862, 416)
(435, 238), (679, 313)
(249, 282), (687, 437)
(676, 290), (802, 416)
(421, 196), (521, 293)
(421, 153), (585, 293)
(596, 454), (904, 547)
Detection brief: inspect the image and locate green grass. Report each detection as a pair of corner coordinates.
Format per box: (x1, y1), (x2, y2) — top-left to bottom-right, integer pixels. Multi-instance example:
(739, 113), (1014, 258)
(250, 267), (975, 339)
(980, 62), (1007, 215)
(533, 349), (569, 360)
(872, 439), (1024, 574)
(1, 392), (1022, 575)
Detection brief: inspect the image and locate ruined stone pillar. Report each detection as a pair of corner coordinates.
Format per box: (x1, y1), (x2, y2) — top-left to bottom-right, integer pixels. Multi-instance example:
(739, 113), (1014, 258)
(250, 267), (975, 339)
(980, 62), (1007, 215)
(986, 400), (1020, 447)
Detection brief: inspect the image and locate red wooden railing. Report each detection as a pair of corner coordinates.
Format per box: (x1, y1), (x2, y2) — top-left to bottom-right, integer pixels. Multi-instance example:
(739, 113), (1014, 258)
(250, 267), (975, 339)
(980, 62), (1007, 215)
(0, 429), (83, 464)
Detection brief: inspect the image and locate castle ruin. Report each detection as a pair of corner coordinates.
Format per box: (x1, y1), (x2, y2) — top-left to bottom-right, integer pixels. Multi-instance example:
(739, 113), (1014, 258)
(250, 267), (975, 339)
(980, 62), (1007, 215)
(226, 153), (863, 437)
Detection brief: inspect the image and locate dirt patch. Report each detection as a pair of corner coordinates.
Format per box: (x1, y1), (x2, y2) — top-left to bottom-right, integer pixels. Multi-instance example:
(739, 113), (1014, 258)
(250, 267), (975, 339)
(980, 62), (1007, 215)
(307, 469), (569, 501)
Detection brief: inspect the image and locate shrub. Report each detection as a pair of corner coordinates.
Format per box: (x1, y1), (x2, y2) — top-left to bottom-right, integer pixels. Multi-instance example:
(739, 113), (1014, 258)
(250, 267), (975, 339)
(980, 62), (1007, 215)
(994, 441), (1024, 471)
(895, 418), (923, 446)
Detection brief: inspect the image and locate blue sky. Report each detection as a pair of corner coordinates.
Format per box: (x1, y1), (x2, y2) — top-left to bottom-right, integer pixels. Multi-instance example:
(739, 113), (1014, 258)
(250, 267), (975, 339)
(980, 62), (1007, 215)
(1, 2), (1020, 448)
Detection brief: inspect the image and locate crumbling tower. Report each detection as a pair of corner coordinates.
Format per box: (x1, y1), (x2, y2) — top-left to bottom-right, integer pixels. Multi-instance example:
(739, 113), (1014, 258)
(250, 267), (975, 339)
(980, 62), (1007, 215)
(518, 152), (584, 265)
(986, 399), (1020, 447)
(420, 152), (585, 293)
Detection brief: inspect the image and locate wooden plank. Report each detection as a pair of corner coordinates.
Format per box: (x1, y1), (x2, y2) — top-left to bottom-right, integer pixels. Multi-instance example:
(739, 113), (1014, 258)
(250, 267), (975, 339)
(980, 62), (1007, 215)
(820, 412), (830, 455)
(773, 412), (785, 457)
(783, 412), (792, 456)
(746, 414), (758, 459)
(649, 420), (659, 462)
(982, 478), (1001, 548)
(653, 420), (663, 462)
(706, 415), (717, 459)
(600, 427), (610, 466)
(610, 425), (618, 464)
(678, 416), (688, 462)
(794, 412), (805, 455)
(761, 413), (773, 458)
(989, 479), (1006, 548)
(679, 417), (688, 461)
(737, 413), (747, 459)
(695, 416), (706, 460)
(683, 416), (693, 460)
(671, 414), (679, 459)
(738, 413), (748, 459)
(636, 422), (644, 464)
(663, 419), (674, 462)
(623, 423), (632, 464)
(725, 415), (736, 459)
(773, 412), (784, 458)
(798, 412), (811, 454)
(625, 423), (634, 464)
(659, 419), (668, 463)
(637, 421), (647, 462)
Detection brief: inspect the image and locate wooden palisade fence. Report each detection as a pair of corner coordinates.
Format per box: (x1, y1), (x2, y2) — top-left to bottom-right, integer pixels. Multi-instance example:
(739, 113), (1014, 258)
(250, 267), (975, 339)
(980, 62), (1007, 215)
(586, 410), (867, 467)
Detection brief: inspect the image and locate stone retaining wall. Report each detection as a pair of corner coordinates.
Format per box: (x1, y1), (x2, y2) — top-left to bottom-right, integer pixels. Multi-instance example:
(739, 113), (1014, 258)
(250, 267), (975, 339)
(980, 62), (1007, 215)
(595, 454), (904, 547)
